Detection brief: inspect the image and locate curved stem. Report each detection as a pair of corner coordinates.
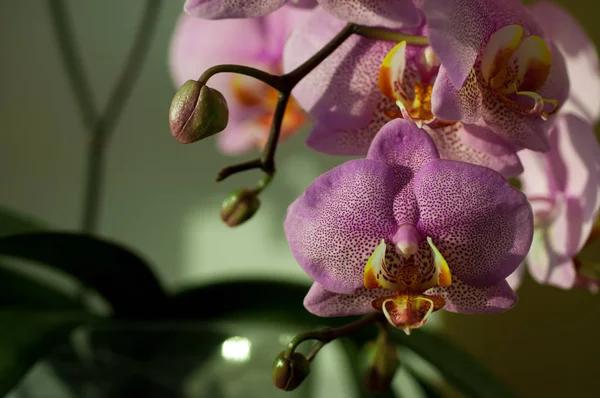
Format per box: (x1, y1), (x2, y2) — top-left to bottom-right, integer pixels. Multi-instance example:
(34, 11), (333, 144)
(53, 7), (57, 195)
(283, 23), (355, 88)
(354, 26), (429, 46)
(212, 24), (428, 189)
(198, 64), (284, 91)
(80, 0), (163, 233)
(284, 313), (381, 360)
(48, 0), (98, 130)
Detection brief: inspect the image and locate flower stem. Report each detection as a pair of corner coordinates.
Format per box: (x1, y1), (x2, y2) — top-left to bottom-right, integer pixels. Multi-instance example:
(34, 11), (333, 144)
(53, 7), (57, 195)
(284, 313), (382, 361)
(212, 23), (428, 192)
(49, 0), (163, 234)
(48, 0), (97, 130)
(198, 64), (285, 92)
(354, 26), (429, 46)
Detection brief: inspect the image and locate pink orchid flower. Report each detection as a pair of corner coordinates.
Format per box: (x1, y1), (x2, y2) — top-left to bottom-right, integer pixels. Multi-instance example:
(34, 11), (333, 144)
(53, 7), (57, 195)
(285, 119), (533, 333)
(169, 6), (309, 155)
(183, 0), (421, 29)
(421, 0), (570, 152)
(507, 2), (600, 292)
(284, 7), (523, 177)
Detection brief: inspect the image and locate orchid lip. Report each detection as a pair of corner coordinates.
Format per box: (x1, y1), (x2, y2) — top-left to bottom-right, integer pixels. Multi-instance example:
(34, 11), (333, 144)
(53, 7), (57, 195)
(481, 24), (559, 120)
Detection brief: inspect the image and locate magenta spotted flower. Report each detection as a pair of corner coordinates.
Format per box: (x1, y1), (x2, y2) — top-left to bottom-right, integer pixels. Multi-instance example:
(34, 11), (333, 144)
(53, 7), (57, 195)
(421, 0), (569, 152)
(507, 3), (600, 292)
(284, 8), (524, 177)
(284, 119), (533, 332)
(169, 7), (309, 154)
(183, 0), (421, 28)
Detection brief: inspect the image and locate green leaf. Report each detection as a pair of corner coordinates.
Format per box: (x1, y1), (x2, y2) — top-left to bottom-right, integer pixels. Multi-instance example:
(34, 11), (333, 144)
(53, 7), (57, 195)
(0, 233), (167, 318)
(0, 263), (81, 310)
(0, 207), (45, 237)
(391, 329), (516, 398)
(0, 309), (87, 396)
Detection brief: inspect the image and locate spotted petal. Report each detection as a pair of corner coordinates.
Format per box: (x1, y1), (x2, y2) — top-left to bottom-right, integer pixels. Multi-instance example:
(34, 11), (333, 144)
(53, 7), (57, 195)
(304, 282), (390, 317)
(285, 159), (401, 294)
(367, 119), (440, 226)
(428, 277), (517, 313)
(318, 0), (421, 28)
(414, 159), (533, 285)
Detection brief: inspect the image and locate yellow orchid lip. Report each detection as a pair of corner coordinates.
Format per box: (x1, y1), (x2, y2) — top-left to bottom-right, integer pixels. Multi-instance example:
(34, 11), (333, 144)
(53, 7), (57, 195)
(481, 24), (559, 119)
(363, 235), (452, 333)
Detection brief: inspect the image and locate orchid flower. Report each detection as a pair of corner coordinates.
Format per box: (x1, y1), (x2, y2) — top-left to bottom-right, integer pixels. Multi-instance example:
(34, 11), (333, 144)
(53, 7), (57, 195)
(284, 119), (533, 333)
(507, 2), (600, 292)
(284, 7), (523, 177)
(169, 6), (309, 154)
(421, 0), (570, 152)
(183, 0), (421, 29)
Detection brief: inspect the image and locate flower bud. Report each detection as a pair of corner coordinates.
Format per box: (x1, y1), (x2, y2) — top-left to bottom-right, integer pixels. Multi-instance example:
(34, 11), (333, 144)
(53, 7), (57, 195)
(361, 335), (399, 391)
(220, 189), (260, 227)
(272, 351), (310, 391)
(169, 80), (229, 144)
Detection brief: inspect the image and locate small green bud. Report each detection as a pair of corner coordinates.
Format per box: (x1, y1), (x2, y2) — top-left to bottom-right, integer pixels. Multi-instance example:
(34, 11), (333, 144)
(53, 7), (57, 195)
(272, 351), (310, 391)
(361, 335), (399, 392)
(220, 189), (260, 227)
(169, 80), (229, 144)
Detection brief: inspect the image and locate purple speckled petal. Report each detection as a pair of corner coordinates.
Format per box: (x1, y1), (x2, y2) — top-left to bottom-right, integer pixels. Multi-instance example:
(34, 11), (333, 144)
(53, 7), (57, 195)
(428, 277), (517, 314)
(431, 66), (482, 123)
(317, 0), (421, 28)
(304, 282), (390, 316)
(305, 95), (394, 156)
(283, 7), (396, 131)
(531, 2), (600, 124)
(284, 159), (401, 294)
(184, 0), (287, 19)
(424, 123), (523, 178)
(414, 159), (533, 285)
(420, 0), (543, 87)
(367, 119), (440, 226)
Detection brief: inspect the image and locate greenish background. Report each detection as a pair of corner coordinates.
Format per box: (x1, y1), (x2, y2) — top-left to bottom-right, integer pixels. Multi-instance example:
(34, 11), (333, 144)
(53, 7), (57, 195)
(0, 1), (598, 396)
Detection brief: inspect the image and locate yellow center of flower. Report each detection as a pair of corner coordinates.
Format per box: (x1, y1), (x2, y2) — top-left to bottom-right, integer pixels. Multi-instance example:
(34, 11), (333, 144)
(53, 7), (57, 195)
(230, 70), (305, 149)
(363, 236), (452, 334)
(481, 24), (559, 120)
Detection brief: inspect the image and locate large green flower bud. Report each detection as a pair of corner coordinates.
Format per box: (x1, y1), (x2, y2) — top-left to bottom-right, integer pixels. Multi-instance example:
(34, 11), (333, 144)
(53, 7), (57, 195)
(169, 80), (228, 144)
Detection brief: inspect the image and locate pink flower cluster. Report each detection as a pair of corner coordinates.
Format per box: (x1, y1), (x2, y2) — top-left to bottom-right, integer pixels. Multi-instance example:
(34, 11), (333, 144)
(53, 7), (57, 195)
(172, 0), (600, 331)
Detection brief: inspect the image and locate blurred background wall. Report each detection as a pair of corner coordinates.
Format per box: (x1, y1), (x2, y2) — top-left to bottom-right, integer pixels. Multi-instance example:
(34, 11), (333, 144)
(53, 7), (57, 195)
(0, 1), (598, 396)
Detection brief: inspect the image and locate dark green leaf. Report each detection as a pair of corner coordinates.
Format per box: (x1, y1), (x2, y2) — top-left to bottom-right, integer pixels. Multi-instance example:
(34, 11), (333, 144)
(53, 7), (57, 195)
(0, 309), (87, 396)
(391, 329), (515, 398)
(0, 263), (81, 310)
(0, 207), (45, 237)
(0, 233), (167, 318)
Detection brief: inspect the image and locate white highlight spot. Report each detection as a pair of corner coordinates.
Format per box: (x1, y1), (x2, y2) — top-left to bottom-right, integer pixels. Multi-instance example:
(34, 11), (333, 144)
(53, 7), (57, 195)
(221, 336), (251, 362)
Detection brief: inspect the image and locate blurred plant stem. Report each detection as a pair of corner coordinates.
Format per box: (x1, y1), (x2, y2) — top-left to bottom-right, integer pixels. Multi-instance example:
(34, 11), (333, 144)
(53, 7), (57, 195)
(48, 0), (163, 234)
